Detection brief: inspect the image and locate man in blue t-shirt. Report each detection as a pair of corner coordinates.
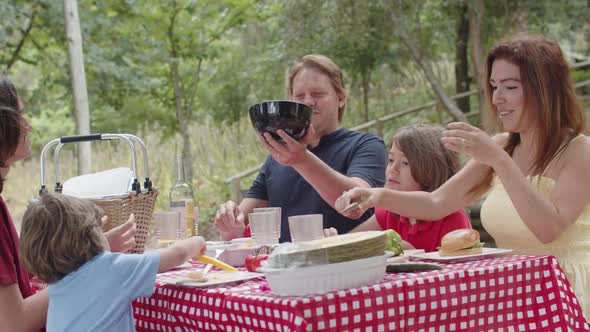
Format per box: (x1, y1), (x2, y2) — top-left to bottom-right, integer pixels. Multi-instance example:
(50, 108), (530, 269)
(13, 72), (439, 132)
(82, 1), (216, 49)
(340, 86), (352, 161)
(215, 54), (386, 242)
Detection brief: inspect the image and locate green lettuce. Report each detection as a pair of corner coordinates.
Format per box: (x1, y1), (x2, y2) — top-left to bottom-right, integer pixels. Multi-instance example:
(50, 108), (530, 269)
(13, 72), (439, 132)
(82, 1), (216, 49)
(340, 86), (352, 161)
(383, 229), (404, 256)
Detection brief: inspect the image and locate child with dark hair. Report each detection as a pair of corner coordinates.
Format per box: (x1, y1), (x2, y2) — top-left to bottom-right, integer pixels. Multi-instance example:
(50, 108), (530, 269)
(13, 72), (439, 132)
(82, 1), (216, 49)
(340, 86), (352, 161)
(335, 124), (471, 252)
(19, 193), (206, 332)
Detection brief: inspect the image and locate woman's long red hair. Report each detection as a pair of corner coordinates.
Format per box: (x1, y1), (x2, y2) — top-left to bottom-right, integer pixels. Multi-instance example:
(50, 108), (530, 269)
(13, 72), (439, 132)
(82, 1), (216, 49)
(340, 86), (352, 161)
(470, 34), (586, 196)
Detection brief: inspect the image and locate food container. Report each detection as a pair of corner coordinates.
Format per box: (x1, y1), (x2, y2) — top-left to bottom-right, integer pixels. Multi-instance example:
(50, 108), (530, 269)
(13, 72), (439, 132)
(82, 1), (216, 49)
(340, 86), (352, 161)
(206, 238), (257, 267)
(218, 247), (257, 267)
(259, 253), (389, 296)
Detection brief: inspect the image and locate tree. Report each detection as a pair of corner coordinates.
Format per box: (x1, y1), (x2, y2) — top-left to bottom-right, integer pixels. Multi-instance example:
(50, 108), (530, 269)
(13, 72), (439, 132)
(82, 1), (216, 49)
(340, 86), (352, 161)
(454, 2), (470, 114)
(80, 0), (253, 183)
(468, 0), (492, 132)
(388, 2), (467, 122)
(64, 0), (91, 174)
(0, 1), (37, 72)
(278, 0), (394, 122)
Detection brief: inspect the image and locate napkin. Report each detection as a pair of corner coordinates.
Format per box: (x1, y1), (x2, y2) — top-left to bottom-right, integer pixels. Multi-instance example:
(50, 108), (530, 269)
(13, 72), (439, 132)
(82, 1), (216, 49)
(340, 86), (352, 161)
(62, 167), (133, 198)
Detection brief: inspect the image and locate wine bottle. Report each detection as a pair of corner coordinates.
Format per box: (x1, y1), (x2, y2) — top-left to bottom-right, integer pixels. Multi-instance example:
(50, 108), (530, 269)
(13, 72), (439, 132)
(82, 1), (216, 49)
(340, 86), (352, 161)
(169, 154), (195, 238)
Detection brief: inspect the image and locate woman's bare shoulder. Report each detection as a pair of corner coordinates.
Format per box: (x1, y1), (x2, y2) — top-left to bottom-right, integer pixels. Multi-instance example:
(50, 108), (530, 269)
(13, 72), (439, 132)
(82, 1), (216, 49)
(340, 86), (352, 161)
(562, 134), (590, 168)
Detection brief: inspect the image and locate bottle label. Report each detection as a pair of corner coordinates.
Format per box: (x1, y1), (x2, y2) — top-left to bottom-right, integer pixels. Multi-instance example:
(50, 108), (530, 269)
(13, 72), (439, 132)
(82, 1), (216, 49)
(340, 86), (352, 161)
(171, 199), (195, 238)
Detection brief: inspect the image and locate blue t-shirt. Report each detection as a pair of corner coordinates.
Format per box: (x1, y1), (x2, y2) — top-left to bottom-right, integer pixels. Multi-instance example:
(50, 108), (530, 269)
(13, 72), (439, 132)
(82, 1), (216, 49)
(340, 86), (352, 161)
(47, 251), (160, 332)
(246, 128), (387, 242)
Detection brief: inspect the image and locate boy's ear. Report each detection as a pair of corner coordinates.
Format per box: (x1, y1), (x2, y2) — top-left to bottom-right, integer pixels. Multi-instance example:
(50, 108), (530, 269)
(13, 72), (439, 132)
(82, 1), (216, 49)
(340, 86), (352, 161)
(101, 215), (108, 227)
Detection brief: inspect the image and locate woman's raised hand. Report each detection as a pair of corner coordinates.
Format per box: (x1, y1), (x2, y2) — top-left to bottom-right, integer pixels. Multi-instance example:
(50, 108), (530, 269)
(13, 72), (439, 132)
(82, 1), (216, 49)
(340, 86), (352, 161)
(335, 187), (383, 219)
(441, 122), (507, 167)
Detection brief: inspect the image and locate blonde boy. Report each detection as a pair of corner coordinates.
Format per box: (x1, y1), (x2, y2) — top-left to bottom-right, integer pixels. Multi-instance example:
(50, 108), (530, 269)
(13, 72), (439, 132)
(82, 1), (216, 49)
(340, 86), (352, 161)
(19, 193), (205, 332)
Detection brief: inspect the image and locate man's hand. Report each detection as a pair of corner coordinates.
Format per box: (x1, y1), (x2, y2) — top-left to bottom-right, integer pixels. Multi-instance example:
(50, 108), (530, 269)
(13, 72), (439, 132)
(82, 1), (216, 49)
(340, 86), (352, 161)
(104, 214), (137, 253)
(260, 125), (317, 167)
(214, 201), (246, 239)
(322, 227), (338, 237)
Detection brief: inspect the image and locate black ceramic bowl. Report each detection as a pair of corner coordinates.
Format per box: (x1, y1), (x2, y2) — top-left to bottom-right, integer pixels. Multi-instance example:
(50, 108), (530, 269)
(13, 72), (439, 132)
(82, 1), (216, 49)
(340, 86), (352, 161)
(248, 100), (312, 142)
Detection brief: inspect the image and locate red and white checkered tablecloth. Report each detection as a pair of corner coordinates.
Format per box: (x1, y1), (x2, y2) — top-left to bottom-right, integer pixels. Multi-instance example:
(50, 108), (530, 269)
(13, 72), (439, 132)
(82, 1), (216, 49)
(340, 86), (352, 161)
(133, 255), (589, 332)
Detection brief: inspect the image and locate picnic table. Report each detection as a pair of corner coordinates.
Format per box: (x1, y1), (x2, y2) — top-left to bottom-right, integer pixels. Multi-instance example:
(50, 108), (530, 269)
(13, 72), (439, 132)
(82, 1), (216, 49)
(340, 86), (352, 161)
(133, 254), (589, 331)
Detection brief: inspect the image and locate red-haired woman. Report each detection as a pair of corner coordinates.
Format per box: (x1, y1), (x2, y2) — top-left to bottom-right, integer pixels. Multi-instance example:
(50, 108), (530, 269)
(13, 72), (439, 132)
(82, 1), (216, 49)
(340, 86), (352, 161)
(337, 34), (590, 318)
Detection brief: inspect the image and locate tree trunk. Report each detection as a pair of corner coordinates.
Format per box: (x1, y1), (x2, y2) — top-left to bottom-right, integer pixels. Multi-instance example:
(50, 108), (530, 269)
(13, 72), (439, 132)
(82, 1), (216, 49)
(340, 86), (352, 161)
(361, 67), (371, 122)
(169, 59), (195, 184)
(64, 0), (91, 174)
(6, 10), (36, 72)
(468, 0), (494, 132)
(455, 3), (470, 113)
(168, 9), (202, 185)
(181, 129), (193, 185)
(389, 9), (467, 122)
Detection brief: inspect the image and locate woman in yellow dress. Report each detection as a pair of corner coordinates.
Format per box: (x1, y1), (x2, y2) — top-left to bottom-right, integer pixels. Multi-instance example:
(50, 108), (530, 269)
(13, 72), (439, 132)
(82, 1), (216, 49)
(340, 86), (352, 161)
(336, 33), (590, 319)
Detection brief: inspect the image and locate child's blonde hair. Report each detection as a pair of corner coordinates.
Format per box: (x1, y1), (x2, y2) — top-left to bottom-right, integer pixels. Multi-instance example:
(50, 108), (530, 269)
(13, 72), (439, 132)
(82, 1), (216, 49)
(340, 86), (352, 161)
(392, 124), (460, 192)
(19, 193), (106, 283)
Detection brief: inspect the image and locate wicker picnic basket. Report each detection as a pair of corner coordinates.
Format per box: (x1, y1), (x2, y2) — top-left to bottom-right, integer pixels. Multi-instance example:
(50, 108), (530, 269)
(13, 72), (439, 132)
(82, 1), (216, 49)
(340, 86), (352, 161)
(38, 134), (158, 253)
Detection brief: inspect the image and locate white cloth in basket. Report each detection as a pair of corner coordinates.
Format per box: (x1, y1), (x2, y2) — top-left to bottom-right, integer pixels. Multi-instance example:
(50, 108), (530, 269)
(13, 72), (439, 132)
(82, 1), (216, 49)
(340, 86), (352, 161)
(62, 167), (133, 198)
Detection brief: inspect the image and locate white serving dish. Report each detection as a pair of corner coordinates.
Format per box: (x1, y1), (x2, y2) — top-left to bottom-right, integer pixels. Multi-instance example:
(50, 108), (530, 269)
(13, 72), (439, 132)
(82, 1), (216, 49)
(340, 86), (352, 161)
(205, 243), (239, 255)
(259, 253), (389, 296)
(230, 237), (254, 245)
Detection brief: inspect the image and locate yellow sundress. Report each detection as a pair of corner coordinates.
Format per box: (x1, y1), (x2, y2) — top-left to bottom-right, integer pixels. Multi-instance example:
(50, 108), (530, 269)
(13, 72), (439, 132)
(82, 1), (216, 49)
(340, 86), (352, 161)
(481, 171), (590, 319)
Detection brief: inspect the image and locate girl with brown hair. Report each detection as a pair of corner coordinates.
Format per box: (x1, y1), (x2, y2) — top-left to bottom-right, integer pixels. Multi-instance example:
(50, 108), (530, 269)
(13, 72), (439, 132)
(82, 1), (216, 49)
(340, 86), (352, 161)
(329, 124), (472, 253)
(337, 34), (590, 318)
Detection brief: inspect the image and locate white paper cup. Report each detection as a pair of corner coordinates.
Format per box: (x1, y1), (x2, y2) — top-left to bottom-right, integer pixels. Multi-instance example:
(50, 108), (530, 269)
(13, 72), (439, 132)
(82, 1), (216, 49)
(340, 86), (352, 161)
(288, 214), (323, 243)
(253, 207), (281, 222)
(249, 211), (280, 246)
(155, 211), (181, 243)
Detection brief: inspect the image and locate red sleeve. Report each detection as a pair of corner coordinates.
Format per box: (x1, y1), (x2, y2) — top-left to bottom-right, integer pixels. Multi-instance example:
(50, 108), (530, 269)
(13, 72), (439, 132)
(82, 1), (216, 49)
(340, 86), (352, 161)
(374, 207), (389, 230)
(0, 200), (18, 285)
(436, 209), (472, 248)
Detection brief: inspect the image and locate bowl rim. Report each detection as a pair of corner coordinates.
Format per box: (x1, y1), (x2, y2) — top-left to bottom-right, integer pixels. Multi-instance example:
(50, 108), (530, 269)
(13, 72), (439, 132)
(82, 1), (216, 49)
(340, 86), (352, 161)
(259, 251), (393, 274)
(248, 100), (312, 110)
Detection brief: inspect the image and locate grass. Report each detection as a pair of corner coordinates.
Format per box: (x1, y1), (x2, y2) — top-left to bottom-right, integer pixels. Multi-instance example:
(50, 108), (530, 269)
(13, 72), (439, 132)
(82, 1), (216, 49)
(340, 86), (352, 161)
(4, 119), (265, 240)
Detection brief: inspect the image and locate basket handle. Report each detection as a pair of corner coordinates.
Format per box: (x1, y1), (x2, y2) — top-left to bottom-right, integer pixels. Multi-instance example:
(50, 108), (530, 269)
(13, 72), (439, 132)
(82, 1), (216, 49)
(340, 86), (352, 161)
(39, 134), (152, 195)
(122, 134), (152, 191)
(59, 134), (103, 143)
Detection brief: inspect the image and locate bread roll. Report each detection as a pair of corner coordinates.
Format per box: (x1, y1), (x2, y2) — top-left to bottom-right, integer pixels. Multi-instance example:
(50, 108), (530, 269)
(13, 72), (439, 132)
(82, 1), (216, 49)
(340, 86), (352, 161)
(440, 229), (480, 252)
(439, 246), (483, 257)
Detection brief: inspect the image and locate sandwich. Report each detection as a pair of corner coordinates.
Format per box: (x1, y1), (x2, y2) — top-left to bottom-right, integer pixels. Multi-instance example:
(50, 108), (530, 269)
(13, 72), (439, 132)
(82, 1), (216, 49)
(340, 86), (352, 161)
(438, 229), (484, 256)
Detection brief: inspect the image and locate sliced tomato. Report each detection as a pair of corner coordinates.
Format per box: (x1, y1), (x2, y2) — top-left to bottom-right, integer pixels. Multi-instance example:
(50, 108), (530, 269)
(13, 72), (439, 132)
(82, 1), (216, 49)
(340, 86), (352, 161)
(245, 254), (269, 272)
